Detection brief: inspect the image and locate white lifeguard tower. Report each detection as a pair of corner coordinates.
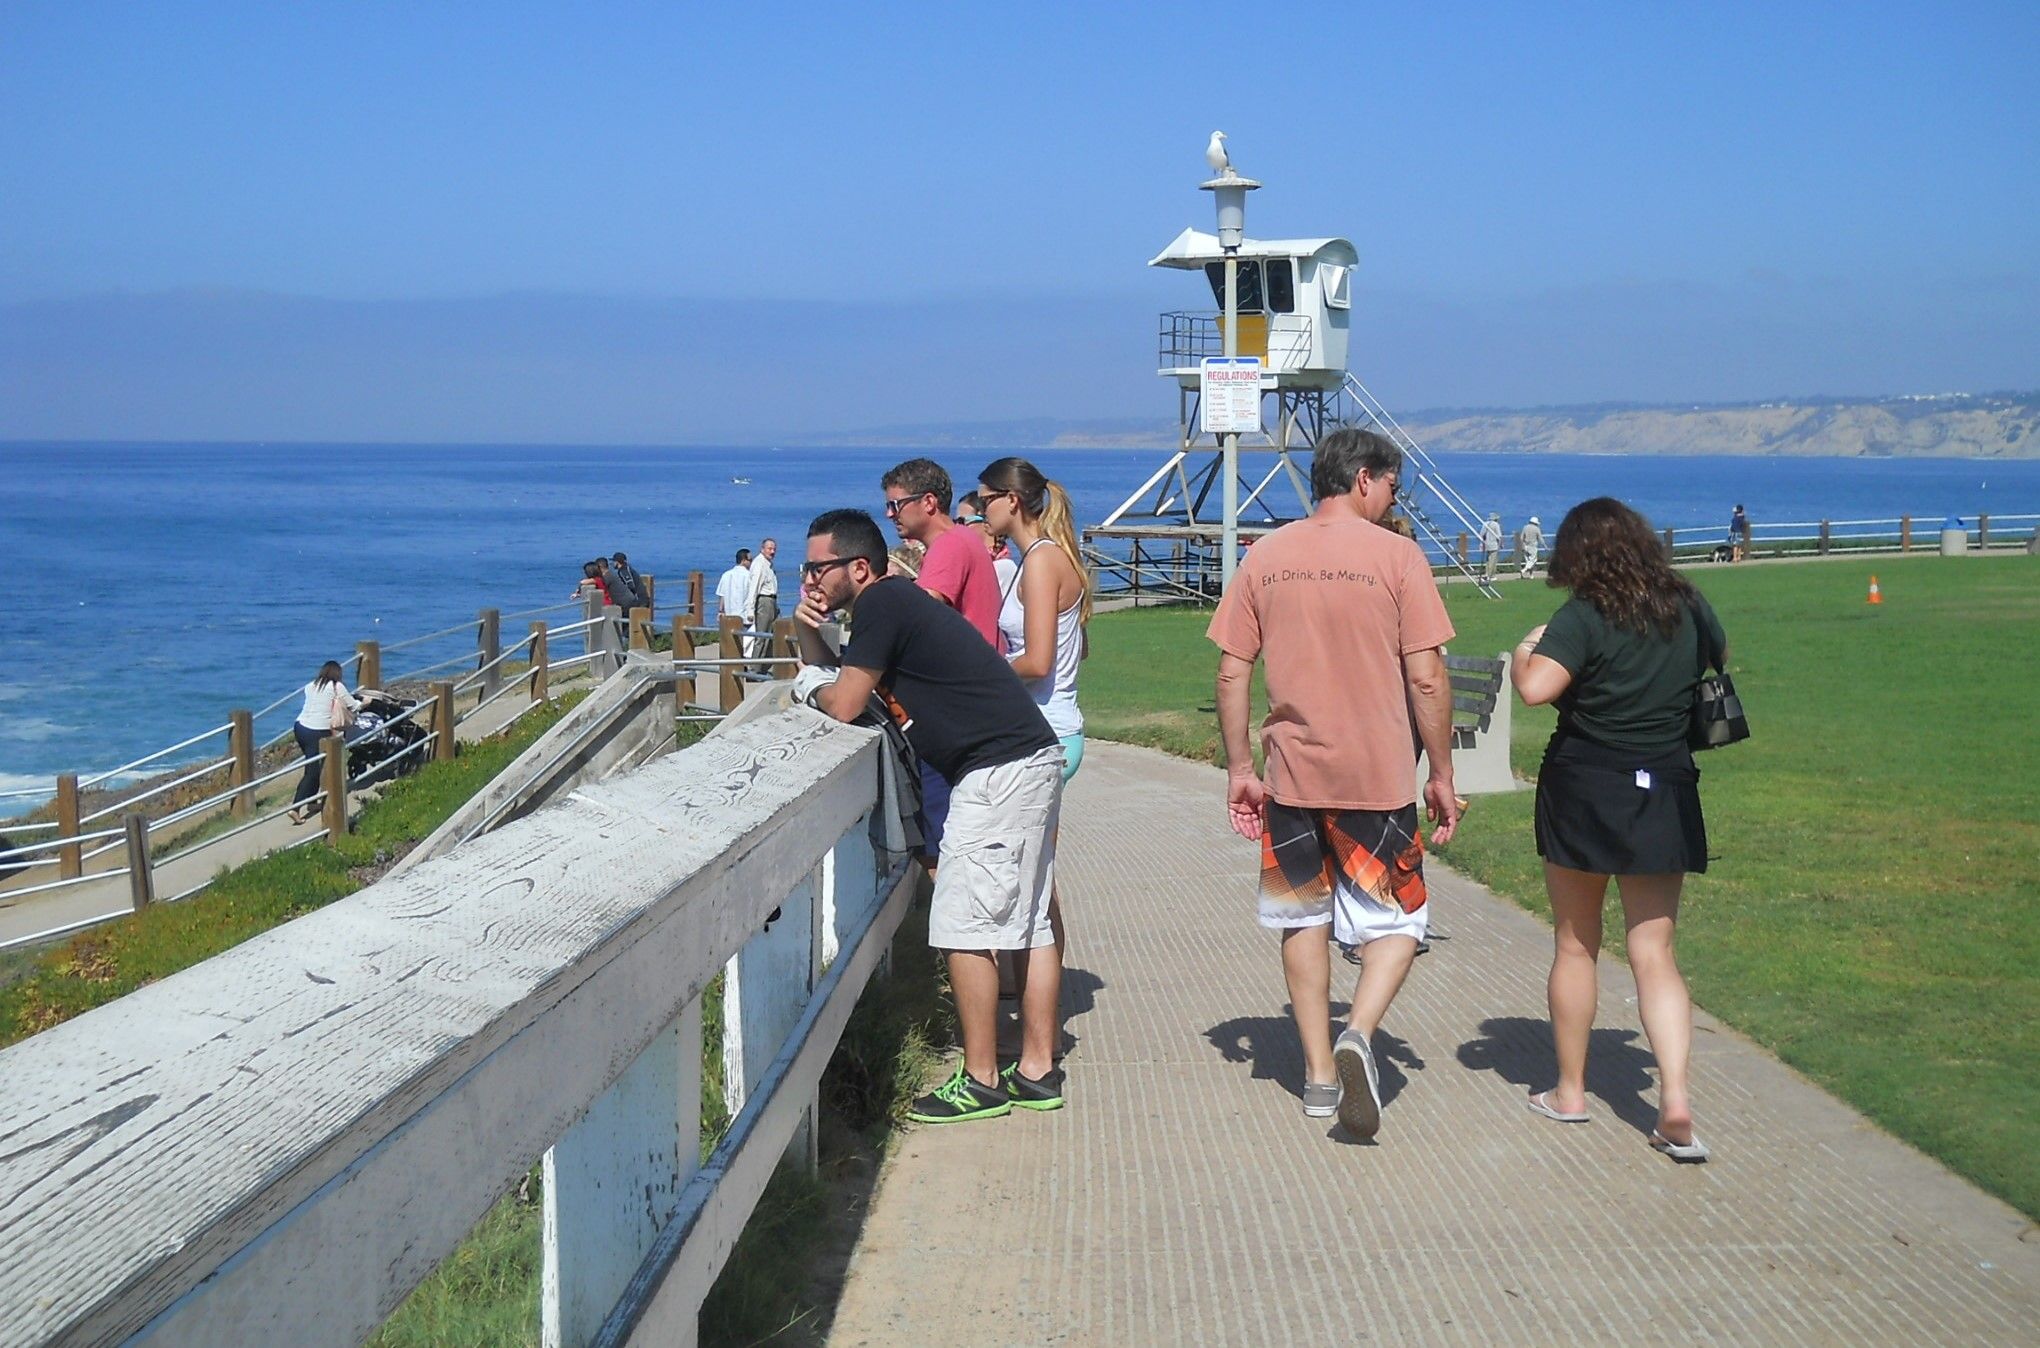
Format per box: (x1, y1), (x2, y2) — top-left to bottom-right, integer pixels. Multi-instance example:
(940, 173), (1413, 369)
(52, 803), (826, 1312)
(1087, 145), (1498, 598)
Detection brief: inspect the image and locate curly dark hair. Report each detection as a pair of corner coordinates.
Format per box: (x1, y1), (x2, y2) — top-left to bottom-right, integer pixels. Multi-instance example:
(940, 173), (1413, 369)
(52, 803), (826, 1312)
(1545, 497), (1695, 635)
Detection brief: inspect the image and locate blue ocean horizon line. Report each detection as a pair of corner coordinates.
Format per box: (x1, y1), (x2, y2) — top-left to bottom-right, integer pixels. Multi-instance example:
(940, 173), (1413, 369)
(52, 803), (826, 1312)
(1, 441), (2035, 793)
(2, 436), (2036, 465)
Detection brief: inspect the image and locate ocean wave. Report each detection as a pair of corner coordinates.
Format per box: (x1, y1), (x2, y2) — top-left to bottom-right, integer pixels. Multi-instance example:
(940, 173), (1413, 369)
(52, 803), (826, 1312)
(0, 772), (55, 805)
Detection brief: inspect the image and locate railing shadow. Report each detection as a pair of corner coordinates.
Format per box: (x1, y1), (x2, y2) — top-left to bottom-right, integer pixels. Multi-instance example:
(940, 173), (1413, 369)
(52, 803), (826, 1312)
(1454, 1014), (1660, 1136)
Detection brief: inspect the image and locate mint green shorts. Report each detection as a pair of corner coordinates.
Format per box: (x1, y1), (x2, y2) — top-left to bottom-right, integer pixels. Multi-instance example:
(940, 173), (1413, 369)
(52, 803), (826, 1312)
(1058, 733), (1085, 783)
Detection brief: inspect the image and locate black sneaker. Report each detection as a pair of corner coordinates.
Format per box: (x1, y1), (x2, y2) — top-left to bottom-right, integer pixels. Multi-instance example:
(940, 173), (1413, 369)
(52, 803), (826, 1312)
(907, 1066), (1012, 1124)
(1000, 1061), (1066, 1111)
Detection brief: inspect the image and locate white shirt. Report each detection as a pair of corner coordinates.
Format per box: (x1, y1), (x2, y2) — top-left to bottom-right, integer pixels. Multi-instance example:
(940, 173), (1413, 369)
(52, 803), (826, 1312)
(715, 563), (753, 618)
(996, 540), (1084, 737)
(1480, 520), (1503, 552)
(749, 552), (779, 600)
(296, 680), (357, 731)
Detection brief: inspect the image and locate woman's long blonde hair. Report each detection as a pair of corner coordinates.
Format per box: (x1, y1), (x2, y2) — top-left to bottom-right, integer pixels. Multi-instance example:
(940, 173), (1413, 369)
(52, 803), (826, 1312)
(978, 456), (1092, 625)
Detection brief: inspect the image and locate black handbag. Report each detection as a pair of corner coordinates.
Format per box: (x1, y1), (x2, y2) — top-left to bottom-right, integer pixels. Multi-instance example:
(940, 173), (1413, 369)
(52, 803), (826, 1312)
(1688, 601), (1749, 751)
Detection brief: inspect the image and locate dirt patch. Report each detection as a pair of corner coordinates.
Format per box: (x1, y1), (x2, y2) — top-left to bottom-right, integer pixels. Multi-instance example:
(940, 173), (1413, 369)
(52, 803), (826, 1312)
(347, 842), (419, 888)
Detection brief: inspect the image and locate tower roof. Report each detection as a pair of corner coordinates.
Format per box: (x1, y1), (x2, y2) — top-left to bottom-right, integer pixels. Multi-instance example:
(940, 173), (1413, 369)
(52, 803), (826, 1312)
(1148, 227), (1357, 269)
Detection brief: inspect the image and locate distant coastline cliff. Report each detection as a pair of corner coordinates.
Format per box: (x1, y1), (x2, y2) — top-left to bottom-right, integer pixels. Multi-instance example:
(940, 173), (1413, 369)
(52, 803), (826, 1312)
(813, 391), (2040, 457)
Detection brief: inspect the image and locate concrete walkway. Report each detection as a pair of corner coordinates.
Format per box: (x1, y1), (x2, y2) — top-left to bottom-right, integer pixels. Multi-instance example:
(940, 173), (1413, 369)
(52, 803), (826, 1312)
(828, 742), (2039, 1345)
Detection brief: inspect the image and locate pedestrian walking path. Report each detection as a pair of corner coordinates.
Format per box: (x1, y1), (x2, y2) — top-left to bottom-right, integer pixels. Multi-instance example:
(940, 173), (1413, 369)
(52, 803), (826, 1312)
(0, 680), (569, 949)
(828, 742), (2039, 1345)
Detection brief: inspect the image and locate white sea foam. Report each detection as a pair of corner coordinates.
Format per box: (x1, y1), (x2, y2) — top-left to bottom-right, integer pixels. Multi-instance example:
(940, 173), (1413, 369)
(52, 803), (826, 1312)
(0, 772), (55, 806)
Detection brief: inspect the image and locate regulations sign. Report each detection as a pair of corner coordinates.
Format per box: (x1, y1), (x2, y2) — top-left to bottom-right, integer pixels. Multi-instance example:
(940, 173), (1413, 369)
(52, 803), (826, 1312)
(1200, 357), (1264, 434)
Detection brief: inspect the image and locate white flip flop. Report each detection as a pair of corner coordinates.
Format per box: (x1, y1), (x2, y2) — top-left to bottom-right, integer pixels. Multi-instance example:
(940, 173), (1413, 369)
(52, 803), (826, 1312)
(1527, 1091), (1589, 1124)
(1650, 1129), (1711, 1162)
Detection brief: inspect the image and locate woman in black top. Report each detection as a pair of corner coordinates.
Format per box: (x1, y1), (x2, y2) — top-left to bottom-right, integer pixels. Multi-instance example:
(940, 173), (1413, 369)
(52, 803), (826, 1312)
(1511, 497), (1726, 1163)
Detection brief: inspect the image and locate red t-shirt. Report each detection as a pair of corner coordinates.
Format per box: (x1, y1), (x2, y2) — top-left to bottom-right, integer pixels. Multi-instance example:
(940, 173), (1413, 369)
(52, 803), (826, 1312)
(916, 525), (1003, 650)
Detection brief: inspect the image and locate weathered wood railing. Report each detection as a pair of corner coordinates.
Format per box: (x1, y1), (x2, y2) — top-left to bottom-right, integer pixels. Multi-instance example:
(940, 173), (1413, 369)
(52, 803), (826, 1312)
(0, 706), (914, 1348)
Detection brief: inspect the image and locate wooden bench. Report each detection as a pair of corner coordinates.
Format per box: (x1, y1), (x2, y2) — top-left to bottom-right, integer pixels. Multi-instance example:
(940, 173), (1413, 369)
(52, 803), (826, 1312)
(1415, 652), (1519, 795)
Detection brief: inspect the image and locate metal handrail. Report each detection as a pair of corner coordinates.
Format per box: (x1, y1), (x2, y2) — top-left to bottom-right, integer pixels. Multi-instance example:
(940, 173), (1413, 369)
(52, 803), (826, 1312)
(78, 757), (234, 825)
(0, 867), (132, 902)
(382, 649), (488, 685)
(502, 600), (584, 622)
(0, 824), (129, 858)
(452, 633), (538, 694)
(457, 673), (537, 725)
(78, 724), (233, 789)
(150, 795), (316, 872)
(378, 617), (484, 655)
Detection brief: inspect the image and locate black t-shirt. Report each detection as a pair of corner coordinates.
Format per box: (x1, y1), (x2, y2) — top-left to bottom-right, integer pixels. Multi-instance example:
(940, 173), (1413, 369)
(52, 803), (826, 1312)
(1534, 592), (1728, 751)
(841, 577), (1057, 781)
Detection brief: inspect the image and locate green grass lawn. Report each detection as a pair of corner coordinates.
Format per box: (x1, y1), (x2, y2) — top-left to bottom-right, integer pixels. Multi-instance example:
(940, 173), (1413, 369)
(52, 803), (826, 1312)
(1086, 555), (2040, 1218)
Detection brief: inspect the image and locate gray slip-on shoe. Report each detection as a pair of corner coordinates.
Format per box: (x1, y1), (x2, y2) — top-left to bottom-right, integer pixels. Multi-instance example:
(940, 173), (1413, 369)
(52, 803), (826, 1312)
(1334, 1028), (1382, 1139)
(1302, 1081), (1339, 1118)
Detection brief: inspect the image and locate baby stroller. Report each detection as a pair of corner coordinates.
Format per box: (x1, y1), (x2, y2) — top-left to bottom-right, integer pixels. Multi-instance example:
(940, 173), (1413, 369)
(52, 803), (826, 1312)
(347, 691), (430, 788)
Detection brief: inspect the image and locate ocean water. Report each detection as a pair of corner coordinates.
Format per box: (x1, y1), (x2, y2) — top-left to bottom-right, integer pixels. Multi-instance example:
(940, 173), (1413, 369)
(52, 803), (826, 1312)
(2, 440), (2034, 804)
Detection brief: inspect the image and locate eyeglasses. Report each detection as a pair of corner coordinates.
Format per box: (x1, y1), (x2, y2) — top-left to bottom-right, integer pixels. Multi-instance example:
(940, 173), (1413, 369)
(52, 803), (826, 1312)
(883, 494), (927, 519)
(801, 557), (857, 581)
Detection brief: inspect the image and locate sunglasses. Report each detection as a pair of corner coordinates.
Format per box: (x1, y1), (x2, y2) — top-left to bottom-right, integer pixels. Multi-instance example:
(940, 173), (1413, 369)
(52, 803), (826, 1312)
(801, 557), (858, 582)
(955, 513), (986, 526)
(883, 493), (928, 519)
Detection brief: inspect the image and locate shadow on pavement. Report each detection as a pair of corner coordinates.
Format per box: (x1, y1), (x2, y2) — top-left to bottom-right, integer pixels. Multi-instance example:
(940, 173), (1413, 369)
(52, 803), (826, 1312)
(1455, 1014), (1660, 1135)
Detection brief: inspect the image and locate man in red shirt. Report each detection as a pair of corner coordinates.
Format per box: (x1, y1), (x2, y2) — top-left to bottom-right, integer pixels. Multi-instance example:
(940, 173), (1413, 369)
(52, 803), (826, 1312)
(882, 458), (1003, 649)
(882, 458), (1008, 873)
(1208, 427), (1461, 1141)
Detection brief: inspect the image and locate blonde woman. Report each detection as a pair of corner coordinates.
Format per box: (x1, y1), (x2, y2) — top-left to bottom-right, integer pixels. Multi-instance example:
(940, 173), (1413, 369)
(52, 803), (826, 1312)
(977, 456), (1090, 1109)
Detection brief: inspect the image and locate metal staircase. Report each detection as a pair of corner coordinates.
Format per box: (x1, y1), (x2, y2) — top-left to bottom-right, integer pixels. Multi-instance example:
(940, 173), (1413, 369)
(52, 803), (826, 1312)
(1336, 373), (1500, 597)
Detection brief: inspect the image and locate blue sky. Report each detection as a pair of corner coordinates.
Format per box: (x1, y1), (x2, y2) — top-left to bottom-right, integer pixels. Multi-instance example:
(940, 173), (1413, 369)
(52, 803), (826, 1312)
(2, 2), (2036, 440)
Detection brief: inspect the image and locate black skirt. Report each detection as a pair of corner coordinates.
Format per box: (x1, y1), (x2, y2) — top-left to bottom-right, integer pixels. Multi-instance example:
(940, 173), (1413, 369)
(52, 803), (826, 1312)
(1534, 730), (1709, 875)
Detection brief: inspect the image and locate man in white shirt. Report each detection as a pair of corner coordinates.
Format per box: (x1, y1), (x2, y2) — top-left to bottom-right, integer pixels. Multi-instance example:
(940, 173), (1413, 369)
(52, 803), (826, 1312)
(714, 548), (753, 622)
(748, 538), (780, 660)
(1480, 512), (1504, 580)
(1517, 516), (1545, 577)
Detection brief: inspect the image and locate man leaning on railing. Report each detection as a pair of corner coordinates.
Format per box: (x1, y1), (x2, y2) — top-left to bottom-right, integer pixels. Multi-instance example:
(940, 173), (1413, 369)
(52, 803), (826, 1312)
(790, 507), (1070, 1125)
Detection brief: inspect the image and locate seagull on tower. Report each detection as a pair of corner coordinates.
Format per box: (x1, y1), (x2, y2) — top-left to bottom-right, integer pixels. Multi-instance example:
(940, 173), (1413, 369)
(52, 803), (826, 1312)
(1205, 130), (1231, 175)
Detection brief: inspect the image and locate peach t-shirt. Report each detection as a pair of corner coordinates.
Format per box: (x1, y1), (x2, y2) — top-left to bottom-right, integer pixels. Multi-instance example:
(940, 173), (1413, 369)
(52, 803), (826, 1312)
(1206, 515), (1455, 810)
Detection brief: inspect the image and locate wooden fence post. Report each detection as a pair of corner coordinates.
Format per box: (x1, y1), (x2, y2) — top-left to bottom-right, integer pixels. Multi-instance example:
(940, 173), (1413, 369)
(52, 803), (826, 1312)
(123, 814), (155, 912)
(1663, 526), (1676, 558)
(528, 622), (549, 703)
(1818, 520), (1832, 555)
(717, 615), (744, 712)
(321, 736), (347, 841)
(1131, 539), (1143, 606)
(432, 681), (457, 762)
(642, 573), (655, 619)
(688, 571), (706, 631)
(629, 607), (652, 652)
(229, 710), (256, 818)
(1979, 514), (1991, 549)
(356, 640), (382, 691)
(583, 590), (603, 672)
(1457, 532), (1470, 568)
(772, 619), (798, 679)
(478, 608), (502, 698)
(56, 773), (82, 880)
(1901, 515), (1912, 552)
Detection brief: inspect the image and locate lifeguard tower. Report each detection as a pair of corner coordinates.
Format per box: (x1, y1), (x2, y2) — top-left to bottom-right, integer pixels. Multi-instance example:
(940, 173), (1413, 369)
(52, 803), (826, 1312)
(1087, 149), (1498, 598)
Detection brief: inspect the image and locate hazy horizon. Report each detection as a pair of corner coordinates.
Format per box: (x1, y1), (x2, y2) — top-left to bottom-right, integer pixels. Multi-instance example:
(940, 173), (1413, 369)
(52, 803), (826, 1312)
(4, 5), (2035, 442)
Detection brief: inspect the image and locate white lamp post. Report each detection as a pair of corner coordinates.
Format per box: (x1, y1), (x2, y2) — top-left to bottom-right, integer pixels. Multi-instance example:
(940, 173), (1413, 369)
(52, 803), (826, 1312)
(1201, 161), (1260, 588)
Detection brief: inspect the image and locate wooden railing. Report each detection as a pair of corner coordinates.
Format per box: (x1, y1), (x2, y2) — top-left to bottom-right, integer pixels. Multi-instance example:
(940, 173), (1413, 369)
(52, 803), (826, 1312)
(0, 706), (915, 1348)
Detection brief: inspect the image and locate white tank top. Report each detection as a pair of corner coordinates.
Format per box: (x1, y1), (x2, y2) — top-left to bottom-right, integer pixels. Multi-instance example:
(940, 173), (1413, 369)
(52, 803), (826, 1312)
(997, 539), (1084, 737)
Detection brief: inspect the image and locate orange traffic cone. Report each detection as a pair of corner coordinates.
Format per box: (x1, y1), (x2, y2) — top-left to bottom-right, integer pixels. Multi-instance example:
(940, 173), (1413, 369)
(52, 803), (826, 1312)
(1867, 575), (1882, 605)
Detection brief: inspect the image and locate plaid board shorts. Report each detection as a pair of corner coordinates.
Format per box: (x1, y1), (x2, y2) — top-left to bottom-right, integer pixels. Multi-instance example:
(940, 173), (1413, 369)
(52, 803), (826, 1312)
(1258, 801), (1429, 945)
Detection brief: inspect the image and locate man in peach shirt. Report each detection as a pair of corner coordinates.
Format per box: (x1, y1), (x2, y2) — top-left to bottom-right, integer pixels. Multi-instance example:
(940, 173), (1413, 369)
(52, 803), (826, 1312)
(1208, 427), (1461, 1141)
